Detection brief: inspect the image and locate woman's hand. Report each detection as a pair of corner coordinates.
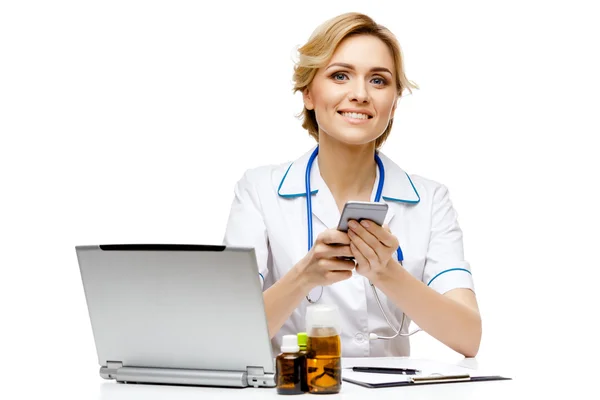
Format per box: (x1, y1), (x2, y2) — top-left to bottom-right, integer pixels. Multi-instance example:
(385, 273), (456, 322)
(294, 229), (356, 292)
(348, 219), (400, 283)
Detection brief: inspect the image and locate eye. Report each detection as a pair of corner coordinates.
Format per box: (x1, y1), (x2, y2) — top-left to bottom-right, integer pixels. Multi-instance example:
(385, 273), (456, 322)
(330, 72), (349, 81)
(371, 77), (388, 86)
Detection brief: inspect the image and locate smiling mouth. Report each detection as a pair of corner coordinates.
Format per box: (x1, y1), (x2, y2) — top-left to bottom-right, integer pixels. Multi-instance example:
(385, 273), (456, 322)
(338, 111), (373, 120)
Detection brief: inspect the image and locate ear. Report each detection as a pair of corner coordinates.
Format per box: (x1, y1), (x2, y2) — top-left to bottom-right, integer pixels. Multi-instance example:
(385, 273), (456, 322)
(303, 88), (314, 111)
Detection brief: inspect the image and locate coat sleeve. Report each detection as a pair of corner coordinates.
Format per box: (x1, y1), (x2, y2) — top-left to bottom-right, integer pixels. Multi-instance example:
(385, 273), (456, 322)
(222, 170), (270, 289)
(422, 184), (475, 295)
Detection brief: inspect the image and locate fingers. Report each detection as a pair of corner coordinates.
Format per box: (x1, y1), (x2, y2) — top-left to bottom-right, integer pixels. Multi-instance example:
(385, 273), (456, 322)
(313, 242), (354, 260)
(317, 257), (356, 271)
(319, 229), (350, 246)
(349, 242), (367, 264)
(349, 220), (398, 249)
(324, 270), (353, 285)
(314, 230), (353, 258)
(322, 260), (354, 285)
(348, 228), (379, 266)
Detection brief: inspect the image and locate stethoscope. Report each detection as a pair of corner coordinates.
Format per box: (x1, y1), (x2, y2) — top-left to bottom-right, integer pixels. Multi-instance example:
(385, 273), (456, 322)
(304, 146), (421, 340)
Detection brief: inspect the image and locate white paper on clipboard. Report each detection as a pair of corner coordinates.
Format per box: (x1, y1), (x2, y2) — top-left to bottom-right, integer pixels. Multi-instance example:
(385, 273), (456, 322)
(342, 358), (489, 386)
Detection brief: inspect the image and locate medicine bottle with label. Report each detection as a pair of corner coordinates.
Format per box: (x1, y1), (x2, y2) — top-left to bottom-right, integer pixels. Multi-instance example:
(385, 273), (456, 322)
(305, 304), (342, 394)
(275, 334), (303, 395)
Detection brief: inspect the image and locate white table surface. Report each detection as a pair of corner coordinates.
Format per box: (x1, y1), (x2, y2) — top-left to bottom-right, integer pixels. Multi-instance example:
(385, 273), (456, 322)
(20, 353), (591, 400)
(49, 356), (530, 400)
(17, 350), (592, 400)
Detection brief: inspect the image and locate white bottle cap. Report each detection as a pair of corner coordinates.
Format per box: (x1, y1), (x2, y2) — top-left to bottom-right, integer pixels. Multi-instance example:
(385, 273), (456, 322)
(281, 334), (300, 353)
(305, 303), (341, 336)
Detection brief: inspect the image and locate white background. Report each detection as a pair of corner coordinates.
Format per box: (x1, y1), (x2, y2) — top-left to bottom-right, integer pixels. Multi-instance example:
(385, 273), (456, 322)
(1, 0), (599, 397)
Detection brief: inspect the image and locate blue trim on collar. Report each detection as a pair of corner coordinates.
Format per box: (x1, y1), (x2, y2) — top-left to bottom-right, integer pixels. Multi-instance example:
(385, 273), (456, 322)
(277, 154), (420, 203)
(382, 173), (421, 204)
(277, 162), (318, 198)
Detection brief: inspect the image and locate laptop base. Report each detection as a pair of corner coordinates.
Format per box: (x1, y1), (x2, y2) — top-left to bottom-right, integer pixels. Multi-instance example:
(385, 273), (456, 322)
(101, 362), (276, 388)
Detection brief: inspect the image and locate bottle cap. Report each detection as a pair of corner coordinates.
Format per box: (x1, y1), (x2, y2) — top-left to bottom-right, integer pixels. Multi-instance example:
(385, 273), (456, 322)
(305, 303), (341, 336)
(281, 334), (300, 353)
(297, 332), (308, 350)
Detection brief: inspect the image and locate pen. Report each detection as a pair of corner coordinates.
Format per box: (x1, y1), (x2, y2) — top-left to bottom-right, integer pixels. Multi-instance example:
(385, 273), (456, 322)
(351, 366), (421, 375)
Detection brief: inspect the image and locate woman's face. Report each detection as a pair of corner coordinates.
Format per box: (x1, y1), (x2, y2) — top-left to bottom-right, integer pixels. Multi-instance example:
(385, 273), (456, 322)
(303, 34), (398, 147)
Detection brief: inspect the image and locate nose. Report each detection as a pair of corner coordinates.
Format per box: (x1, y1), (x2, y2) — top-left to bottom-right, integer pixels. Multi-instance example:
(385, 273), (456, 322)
(348, 81), (369, 103)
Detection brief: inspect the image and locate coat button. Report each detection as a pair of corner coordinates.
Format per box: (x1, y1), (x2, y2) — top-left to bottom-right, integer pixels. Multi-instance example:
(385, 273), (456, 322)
(354, 333), (365, 343)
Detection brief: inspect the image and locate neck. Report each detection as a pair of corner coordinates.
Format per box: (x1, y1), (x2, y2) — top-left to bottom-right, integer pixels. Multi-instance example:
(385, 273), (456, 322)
(317, 137), (377, 210)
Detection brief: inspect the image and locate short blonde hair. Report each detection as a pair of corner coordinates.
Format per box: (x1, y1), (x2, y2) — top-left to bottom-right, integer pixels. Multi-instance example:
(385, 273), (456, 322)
(293, 12), (418, 148)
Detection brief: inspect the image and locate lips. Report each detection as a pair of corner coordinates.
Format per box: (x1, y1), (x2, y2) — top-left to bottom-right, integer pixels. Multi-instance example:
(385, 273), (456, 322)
(337, 110), (374, 125)
(338, 111), (373, 125)
(337, 109), (373, 116)
(338, 111), (371, 120)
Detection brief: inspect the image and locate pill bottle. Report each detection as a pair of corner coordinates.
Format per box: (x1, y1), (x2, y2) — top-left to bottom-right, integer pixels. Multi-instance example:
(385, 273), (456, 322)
(305, 304), (342, 394)
(275, 334), (303, 395)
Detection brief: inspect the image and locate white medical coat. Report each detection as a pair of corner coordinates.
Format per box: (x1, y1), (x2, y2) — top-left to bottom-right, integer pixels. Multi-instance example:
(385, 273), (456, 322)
(223, 146), (475, 357)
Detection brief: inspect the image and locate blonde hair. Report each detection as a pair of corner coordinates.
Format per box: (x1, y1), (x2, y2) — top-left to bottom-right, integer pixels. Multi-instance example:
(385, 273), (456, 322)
(293, 12), (418, 148)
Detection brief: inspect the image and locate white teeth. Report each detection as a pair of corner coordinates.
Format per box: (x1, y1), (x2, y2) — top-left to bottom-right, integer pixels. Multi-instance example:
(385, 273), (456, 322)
(341, 112), (370, 120)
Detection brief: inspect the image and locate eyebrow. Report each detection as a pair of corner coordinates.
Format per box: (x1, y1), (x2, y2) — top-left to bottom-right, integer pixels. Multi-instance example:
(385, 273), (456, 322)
(325, 62), (393, 76)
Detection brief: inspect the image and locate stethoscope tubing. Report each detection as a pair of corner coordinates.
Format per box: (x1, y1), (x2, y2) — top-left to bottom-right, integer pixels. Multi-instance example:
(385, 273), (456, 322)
(304, 147), (402, 294)
(303, 146), (417, 339)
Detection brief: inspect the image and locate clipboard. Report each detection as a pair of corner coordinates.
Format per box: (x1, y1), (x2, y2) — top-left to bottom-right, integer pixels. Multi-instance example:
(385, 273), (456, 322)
(342, 373), (512, 388)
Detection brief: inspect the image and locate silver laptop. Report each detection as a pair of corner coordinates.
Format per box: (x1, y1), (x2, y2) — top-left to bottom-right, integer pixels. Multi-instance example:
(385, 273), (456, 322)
(76, 244), (276, 388)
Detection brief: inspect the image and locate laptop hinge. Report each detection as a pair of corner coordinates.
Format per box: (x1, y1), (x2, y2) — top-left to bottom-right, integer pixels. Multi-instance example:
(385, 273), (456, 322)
(100, 363), (275, 388)
(100, 361), (123, 379)
(113, 366), (249, 387)
(246, 366), (275, 388)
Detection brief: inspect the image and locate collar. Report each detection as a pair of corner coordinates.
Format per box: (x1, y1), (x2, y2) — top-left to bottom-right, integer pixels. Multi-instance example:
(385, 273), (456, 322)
(277, 145), (420, 203)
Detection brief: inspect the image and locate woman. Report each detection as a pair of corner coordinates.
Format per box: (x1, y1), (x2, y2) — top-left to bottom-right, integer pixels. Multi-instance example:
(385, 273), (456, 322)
(223, 12), (481, 358)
